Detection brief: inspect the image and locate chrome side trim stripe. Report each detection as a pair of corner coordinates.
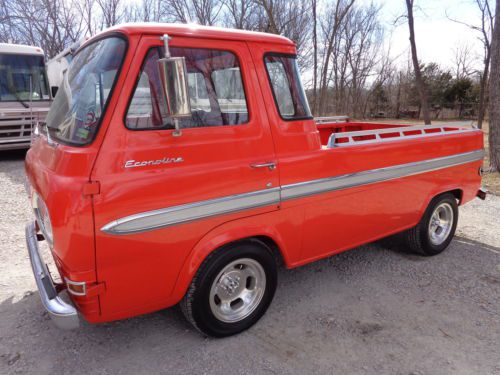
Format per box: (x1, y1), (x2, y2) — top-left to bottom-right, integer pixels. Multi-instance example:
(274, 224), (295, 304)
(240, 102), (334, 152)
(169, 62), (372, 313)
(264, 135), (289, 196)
(281, 150), (484, 200)
(101, 149), (483, 235)
(101, 188), (281, 235)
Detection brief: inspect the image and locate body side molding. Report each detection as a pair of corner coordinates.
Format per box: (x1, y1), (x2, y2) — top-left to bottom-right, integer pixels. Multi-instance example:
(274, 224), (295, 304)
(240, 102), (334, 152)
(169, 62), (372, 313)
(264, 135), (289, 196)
(101, 150), (484, 235)
(101, 188), (281, 235)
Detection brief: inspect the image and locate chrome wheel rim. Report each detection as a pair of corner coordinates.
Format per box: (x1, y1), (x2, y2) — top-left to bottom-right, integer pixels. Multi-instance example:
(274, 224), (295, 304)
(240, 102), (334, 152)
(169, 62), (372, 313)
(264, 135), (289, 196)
(209, 258), (266, 323)
(428, 202), (454, 245)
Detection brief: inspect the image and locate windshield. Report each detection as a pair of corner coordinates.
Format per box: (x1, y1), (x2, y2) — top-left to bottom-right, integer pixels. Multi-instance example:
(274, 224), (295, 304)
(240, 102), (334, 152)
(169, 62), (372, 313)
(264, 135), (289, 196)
(45, 36), (126, 145)
(0, 54), (50, 103)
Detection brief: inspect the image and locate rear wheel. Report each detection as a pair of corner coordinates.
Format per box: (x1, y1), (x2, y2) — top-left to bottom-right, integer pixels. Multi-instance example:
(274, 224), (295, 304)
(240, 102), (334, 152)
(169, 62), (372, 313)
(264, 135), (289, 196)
(405, 193), (459, 256)
(180, 240), (277, 337)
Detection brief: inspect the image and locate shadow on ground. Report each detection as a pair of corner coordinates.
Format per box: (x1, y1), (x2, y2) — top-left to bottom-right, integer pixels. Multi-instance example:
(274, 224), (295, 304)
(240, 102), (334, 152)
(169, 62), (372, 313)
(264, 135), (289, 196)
(0, 149), (27, 161)
(1, 237), (499, 375)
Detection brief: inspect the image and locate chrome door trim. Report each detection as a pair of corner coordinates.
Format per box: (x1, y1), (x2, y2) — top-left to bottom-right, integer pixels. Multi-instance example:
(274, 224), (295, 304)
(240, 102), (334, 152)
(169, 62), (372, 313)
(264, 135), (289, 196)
(101, 188), (281, 235)
(101, 149), (483, 235)
(281, 150), (484, 200)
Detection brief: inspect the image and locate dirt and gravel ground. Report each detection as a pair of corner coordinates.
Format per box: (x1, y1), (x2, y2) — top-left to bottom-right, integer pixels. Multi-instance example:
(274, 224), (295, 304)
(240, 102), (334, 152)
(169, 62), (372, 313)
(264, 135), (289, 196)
(1, 150), (499, 375)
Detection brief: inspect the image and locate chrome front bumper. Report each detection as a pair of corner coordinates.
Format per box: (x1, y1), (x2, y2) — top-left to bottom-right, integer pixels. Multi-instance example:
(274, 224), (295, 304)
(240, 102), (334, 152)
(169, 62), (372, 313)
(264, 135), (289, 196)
(25, 221), (79, 329)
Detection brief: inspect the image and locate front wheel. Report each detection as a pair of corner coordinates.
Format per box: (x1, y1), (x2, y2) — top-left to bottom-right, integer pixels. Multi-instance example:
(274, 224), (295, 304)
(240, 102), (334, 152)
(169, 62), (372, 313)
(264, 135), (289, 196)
(180, 240), (277, 337)
(405, 193), (459, 256)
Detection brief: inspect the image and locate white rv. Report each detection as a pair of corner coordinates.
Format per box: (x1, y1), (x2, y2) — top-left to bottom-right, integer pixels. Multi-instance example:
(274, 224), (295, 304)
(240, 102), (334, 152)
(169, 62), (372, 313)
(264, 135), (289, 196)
(46, 39), (86, 97)
(0, 43), (51, 150)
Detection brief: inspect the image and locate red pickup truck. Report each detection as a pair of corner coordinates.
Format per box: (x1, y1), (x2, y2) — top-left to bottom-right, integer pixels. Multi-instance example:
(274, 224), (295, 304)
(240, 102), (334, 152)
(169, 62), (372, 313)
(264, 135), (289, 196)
(24, 24), (485, 337)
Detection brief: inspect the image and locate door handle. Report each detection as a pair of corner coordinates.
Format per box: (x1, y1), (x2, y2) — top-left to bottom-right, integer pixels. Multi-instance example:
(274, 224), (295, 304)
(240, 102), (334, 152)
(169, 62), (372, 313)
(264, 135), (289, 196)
(250, 162), (276, 171)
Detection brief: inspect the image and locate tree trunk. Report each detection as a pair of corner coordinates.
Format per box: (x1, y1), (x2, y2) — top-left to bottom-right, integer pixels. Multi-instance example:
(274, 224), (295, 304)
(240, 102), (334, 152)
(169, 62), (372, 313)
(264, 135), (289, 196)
(488, 0), (500, 172)
(312, 0), (318, 115)
(477, 53), (490, 129)
(395, 72), (402, 118)
(317, 0), (355, 116)
(405, 0), (431, 125)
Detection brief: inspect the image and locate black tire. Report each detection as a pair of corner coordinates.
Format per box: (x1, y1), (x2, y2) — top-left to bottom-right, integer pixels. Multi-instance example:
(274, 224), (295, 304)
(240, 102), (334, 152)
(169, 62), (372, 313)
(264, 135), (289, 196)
(180, 239), (277, 337)
(405, 193), (459, 256)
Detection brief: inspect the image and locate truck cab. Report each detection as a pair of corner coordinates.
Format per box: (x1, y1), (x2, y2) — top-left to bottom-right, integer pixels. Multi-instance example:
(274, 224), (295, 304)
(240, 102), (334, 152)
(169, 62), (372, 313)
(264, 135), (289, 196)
(24, 24), (484, 337)
(0, 43), (51, 150)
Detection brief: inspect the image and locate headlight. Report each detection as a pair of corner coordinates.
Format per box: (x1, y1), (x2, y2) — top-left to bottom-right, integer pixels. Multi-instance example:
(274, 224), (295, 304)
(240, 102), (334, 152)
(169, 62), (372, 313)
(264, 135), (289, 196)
(32, 192), (54, 246)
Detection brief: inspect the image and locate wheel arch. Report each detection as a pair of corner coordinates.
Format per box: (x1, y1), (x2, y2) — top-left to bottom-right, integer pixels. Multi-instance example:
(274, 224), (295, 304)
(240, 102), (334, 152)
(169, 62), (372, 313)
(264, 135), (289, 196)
(447, 188), (463, 204)
(418, 187), (463, 221)
(169, 222), (290, 306)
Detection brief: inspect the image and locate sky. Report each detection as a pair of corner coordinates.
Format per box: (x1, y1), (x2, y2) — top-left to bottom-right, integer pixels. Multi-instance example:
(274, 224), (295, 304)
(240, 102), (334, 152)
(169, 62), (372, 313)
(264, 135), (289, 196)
(370, 0), (494, 71)
(121, 0), (492, 73)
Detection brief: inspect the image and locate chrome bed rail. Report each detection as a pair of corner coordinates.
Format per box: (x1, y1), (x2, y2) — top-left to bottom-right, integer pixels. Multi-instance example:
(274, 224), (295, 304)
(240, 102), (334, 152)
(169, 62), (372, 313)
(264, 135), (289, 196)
(327, 124), (478, 148)
(315, 116), (349, 124)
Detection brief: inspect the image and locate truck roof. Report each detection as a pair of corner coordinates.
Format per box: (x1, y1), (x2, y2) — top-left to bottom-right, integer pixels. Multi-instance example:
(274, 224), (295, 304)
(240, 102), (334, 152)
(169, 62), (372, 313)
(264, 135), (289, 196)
(86, 23), (295, 47)
(0, 43), (45, 56)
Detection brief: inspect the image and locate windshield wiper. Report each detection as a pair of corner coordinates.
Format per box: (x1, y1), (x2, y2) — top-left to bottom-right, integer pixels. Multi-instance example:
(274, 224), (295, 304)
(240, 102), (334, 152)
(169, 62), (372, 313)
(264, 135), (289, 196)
(0, 80), (29, 108)
(47, 126), (62, 134)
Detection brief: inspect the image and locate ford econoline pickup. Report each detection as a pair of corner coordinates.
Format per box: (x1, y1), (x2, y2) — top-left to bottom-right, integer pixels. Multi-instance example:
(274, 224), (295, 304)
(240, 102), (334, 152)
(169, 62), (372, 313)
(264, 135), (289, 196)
(24, 24), (485, 337)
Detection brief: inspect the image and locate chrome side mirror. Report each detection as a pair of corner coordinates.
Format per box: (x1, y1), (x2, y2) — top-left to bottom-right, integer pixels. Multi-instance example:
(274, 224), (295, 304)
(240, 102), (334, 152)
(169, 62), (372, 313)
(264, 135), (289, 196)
(157, 34), (191, 136)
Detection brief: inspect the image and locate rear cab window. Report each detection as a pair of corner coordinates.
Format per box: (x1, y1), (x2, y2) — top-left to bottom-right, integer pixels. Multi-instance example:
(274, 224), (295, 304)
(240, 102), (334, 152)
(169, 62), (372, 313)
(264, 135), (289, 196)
(126, 47), (248, 130)
(264, 54), (312, 120)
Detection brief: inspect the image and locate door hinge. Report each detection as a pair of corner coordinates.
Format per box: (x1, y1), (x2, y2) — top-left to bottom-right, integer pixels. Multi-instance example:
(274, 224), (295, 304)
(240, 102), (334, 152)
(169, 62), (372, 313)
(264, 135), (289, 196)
(83, 181), (100, 196)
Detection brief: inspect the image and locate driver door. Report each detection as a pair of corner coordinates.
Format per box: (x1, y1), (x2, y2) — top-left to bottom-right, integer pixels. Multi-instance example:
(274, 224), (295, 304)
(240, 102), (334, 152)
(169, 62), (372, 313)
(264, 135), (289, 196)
(91, 35), (279, 315)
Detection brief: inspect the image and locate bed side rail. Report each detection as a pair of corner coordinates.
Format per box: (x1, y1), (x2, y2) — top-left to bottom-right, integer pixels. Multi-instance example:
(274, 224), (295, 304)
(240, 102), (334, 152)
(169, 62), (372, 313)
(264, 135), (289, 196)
(315, 115), (350, 124)
(327, 124), (478, 148)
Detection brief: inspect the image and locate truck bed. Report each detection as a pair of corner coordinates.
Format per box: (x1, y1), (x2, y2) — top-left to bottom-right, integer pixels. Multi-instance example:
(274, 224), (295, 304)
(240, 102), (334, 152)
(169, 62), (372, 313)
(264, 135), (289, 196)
(316, 120), (476, 148)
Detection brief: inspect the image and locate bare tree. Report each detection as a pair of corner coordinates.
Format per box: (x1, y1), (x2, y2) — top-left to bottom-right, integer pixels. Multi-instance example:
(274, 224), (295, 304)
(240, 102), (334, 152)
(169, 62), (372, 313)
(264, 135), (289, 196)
(447, 0), (494, 129)
(165, 0), (224, 25)
(488, 0), (500, 171)
(1, 0), (489, 126)
(365, 45), (397, 118)
(395, 71), (403, 118)
(222, 0), (256, 29)
(96, 0), (125, 28)
(144, 0), (166, 22)
(254, 0), (312, 60)
(0, 0), (16, 43)
(345, 3), (384, 117)
(405, 0), (431, 124)
(311, 0), (318, 113)
(2, 0), (84, 58)
(453, 43), (477, 79)
(317, 0), (355, 115)
(75, 0), (99, 36)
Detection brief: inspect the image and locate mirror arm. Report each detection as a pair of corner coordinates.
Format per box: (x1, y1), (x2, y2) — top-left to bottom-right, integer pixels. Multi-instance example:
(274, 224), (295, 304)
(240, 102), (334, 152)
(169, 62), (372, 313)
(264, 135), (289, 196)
(172, 118), (182, 137)
(161, 34), (172, 59)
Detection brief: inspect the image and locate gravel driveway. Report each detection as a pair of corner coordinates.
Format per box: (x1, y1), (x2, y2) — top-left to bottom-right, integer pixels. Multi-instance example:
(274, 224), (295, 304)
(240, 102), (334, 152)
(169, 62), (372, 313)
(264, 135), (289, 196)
(1, 150), (499, 375)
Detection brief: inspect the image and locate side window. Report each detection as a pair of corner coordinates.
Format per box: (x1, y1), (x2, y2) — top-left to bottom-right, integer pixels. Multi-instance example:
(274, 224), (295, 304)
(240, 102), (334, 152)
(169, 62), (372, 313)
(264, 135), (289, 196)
(264, 54), (312, 120)
(127, 48), (167, 129)
(126, 47), (248, 130)
(188, 72), (210, 111)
